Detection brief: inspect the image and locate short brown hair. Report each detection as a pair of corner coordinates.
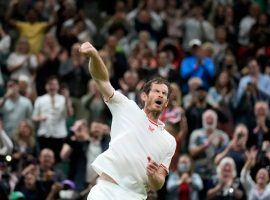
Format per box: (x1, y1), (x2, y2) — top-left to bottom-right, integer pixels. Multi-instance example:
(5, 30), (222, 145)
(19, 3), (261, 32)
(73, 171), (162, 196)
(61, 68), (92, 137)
(141, 77), (171, 98)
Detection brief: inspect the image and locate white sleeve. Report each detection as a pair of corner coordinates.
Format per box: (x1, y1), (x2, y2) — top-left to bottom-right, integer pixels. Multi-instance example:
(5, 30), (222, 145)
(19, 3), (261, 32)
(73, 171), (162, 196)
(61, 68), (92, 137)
(0, 130), (13, 155)
(6, 53), (19, 66)
(32, 98), (40, 119)
(240, 168), (256, 192)
(29, 55), (38, 69)
(105, 91), (133, 115)
(160, 138), (176, 173)
(166, 173), (179, 192)
(188, 131), (199, 150)
(191, 173), (203, 191)
(0, 35), (11, 54)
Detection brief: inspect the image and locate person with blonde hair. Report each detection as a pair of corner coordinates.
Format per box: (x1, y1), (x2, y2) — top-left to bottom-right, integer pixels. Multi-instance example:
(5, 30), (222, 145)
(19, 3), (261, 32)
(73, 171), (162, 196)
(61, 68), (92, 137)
(214, 124), (248, 177)
(241, 148), (270, 200)
(207, 157), (243, 199)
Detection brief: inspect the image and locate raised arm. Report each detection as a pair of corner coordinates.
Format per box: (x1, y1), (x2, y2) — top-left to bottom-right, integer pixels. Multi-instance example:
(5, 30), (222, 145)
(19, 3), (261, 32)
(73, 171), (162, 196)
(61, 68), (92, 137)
(79, 42), (114, 101)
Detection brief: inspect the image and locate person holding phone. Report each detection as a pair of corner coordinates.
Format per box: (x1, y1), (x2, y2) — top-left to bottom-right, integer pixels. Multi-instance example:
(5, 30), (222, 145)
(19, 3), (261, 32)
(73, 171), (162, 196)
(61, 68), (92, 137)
(215, 124), (249, 177)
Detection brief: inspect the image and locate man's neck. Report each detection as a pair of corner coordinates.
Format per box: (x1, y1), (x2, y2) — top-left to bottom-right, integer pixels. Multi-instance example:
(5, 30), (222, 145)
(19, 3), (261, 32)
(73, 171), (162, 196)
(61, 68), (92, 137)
(143, 108), (160, 123)
(10, 94), (19, 100)
(48, 92), (57, 97)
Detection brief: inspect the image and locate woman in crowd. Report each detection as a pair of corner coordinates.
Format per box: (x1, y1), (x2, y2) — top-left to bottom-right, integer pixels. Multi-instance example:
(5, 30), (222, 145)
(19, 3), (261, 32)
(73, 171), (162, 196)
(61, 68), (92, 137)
(207, 157), (243, 199)
(207, 70), (236, 135)
(12, 120), (36, 173)
(215, 124), (248, 177)
(166, 154), (203, 200)
(6, 37), (38, 80)
(241, 148), (270, 199)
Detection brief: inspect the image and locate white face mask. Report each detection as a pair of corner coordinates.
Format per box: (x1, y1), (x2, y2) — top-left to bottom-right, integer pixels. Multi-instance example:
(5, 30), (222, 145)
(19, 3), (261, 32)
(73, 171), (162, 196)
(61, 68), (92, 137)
(59, 190), (74, 199)
(203, 120), (217, 131)
(177, 163), (190, 173)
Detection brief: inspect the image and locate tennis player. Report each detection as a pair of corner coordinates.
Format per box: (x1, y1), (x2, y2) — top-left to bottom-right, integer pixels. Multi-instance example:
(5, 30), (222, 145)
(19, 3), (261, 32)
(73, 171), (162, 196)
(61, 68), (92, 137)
(79, 42), (176, 200)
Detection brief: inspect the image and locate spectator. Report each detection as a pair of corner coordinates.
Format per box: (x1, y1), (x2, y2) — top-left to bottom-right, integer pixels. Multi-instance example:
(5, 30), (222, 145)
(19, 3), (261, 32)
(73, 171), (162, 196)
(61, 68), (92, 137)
(14, 164), (50, 200)
(130, 31), (157, 55)
(6, 4), (56, 54)
(236, 59), (270, 122)
(180, 39), (215, 93)
(181, 6), (215, 50)
(215, 124), (249, 177)
(59, 43), (89, 99)
(207, 157), (243, 200)
(6, 37), (38, 80)
(153, 51), (179, 84)
(32, 76), (73, 161)
(118, 70), (141, 103)
(127, 7), (163, 40)
(212, 26), (229, 68)
(0, 25), (11, 55)
(166, 154), (203, 200)
(0, 121), (13, 157)
(17, 75), (36, 103)
(185, 86), (210, 134)
(189, 109), (229, 197)
(241, 147), (270, 200)
(36, 32), (63, 96)
(38, 148), (64, 182)
(207, 70), (236, 135)
(183, 77), (203, 109)
(11, 120), (36, 173)
(222, 54), (241, 85)
(0, 79), (33, 137)
(238, 3), (260, 47)
(247, 101), (270, 149)
(60, 120), (110, 191)
(102, 35), (128, 89)
(62, 11), (97, 43)
(80, 80), (110, 123)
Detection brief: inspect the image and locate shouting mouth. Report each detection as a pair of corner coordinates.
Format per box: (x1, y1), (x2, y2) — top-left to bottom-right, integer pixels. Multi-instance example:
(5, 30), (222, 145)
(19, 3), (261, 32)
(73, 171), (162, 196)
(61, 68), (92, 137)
(155, 100), (163, 107)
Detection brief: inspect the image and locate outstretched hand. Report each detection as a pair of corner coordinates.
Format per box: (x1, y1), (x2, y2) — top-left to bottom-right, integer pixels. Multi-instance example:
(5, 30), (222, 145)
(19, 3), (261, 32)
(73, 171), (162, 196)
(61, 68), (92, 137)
(79, 42), (98, 58)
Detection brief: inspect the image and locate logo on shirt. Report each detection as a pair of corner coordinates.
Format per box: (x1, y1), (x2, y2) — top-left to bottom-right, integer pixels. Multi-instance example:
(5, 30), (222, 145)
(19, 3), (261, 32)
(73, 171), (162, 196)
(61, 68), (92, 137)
(148, 125), (155, 132)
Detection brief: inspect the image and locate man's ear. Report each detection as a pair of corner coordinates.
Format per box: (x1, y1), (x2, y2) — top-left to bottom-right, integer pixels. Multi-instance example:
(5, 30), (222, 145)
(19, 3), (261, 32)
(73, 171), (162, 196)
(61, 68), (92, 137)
(140, 92), (147, 103)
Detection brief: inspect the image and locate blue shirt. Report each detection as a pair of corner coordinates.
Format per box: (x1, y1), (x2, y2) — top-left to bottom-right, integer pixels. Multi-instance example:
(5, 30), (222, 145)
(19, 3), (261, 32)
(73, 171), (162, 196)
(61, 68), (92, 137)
(180, 56), (215, 93)
(236, 74), (270, 104)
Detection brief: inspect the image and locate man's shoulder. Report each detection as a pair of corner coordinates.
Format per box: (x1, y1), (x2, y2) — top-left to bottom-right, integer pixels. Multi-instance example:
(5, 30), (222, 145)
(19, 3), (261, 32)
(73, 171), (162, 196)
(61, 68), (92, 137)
(18, 95), (32, 104)
(162, 129), (177, 147)
(190, 128), (204, 137)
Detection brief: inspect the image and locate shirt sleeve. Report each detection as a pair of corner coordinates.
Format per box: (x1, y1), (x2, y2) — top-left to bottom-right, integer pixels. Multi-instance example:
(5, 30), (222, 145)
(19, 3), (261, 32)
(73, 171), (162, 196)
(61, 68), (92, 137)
(105, 91), (133, 114)
(240, 168), (255, 193)
(0, 130), (13, 155)
(32, 98), (40, 119)
(161, 138), (176, 173)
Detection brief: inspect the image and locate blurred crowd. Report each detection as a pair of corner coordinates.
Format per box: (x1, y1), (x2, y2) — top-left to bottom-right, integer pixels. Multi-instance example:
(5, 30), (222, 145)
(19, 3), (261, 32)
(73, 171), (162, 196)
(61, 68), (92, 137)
(0, 0), (270, 199)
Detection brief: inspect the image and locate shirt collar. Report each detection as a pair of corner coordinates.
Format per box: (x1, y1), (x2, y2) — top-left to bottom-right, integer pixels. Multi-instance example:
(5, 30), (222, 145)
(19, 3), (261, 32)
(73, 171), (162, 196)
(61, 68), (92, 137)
(142, 109), (165, 129)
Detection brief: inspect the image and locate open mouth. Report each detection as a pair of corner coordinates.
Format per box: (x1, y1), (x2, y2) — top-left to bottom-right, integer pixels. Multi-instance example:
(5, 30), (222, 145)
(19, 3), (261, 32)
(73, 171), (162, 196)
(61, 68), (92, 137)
(155, 100), (162, 106)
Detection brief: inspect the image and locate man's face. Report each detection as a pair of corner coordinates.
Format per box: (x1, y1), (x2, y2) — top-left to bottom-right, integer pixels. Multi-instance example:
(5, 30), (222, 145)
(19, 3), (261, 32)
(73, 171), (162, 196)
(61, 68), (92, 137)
(46, 79), (59, 94)
(248, 60), (260, 75)
(143, 83), (169, 113)
(40, 150), (55, 168)
(256, 168), (269, 185)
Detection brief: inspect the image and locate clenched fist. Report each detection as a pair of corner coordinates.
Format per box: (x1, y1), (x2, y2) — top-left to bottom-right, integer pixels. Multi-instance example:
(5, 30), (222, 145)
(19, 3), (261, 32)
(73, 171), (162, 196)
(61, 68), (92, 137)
(146, 156), (159, 177)
(79, 42), (98, 58)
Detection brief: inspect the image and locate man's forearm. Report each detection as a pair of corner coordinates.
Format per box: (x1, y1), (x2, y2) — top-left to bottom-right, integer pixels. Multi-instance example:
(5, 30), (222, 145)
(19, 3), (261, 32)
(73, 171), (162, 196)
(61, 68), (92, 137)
(190, 144), (207, 157)
(88, 52), (109, 82)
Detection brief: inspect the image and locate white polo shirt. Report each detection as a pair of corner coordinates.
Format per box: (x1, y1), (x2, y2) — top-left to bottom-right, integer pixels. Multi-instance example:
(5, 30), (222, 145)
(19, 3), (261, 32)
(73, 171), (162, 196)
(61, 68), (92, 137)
(91, 91), (176, 199)
(32, 94), (68, 138)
